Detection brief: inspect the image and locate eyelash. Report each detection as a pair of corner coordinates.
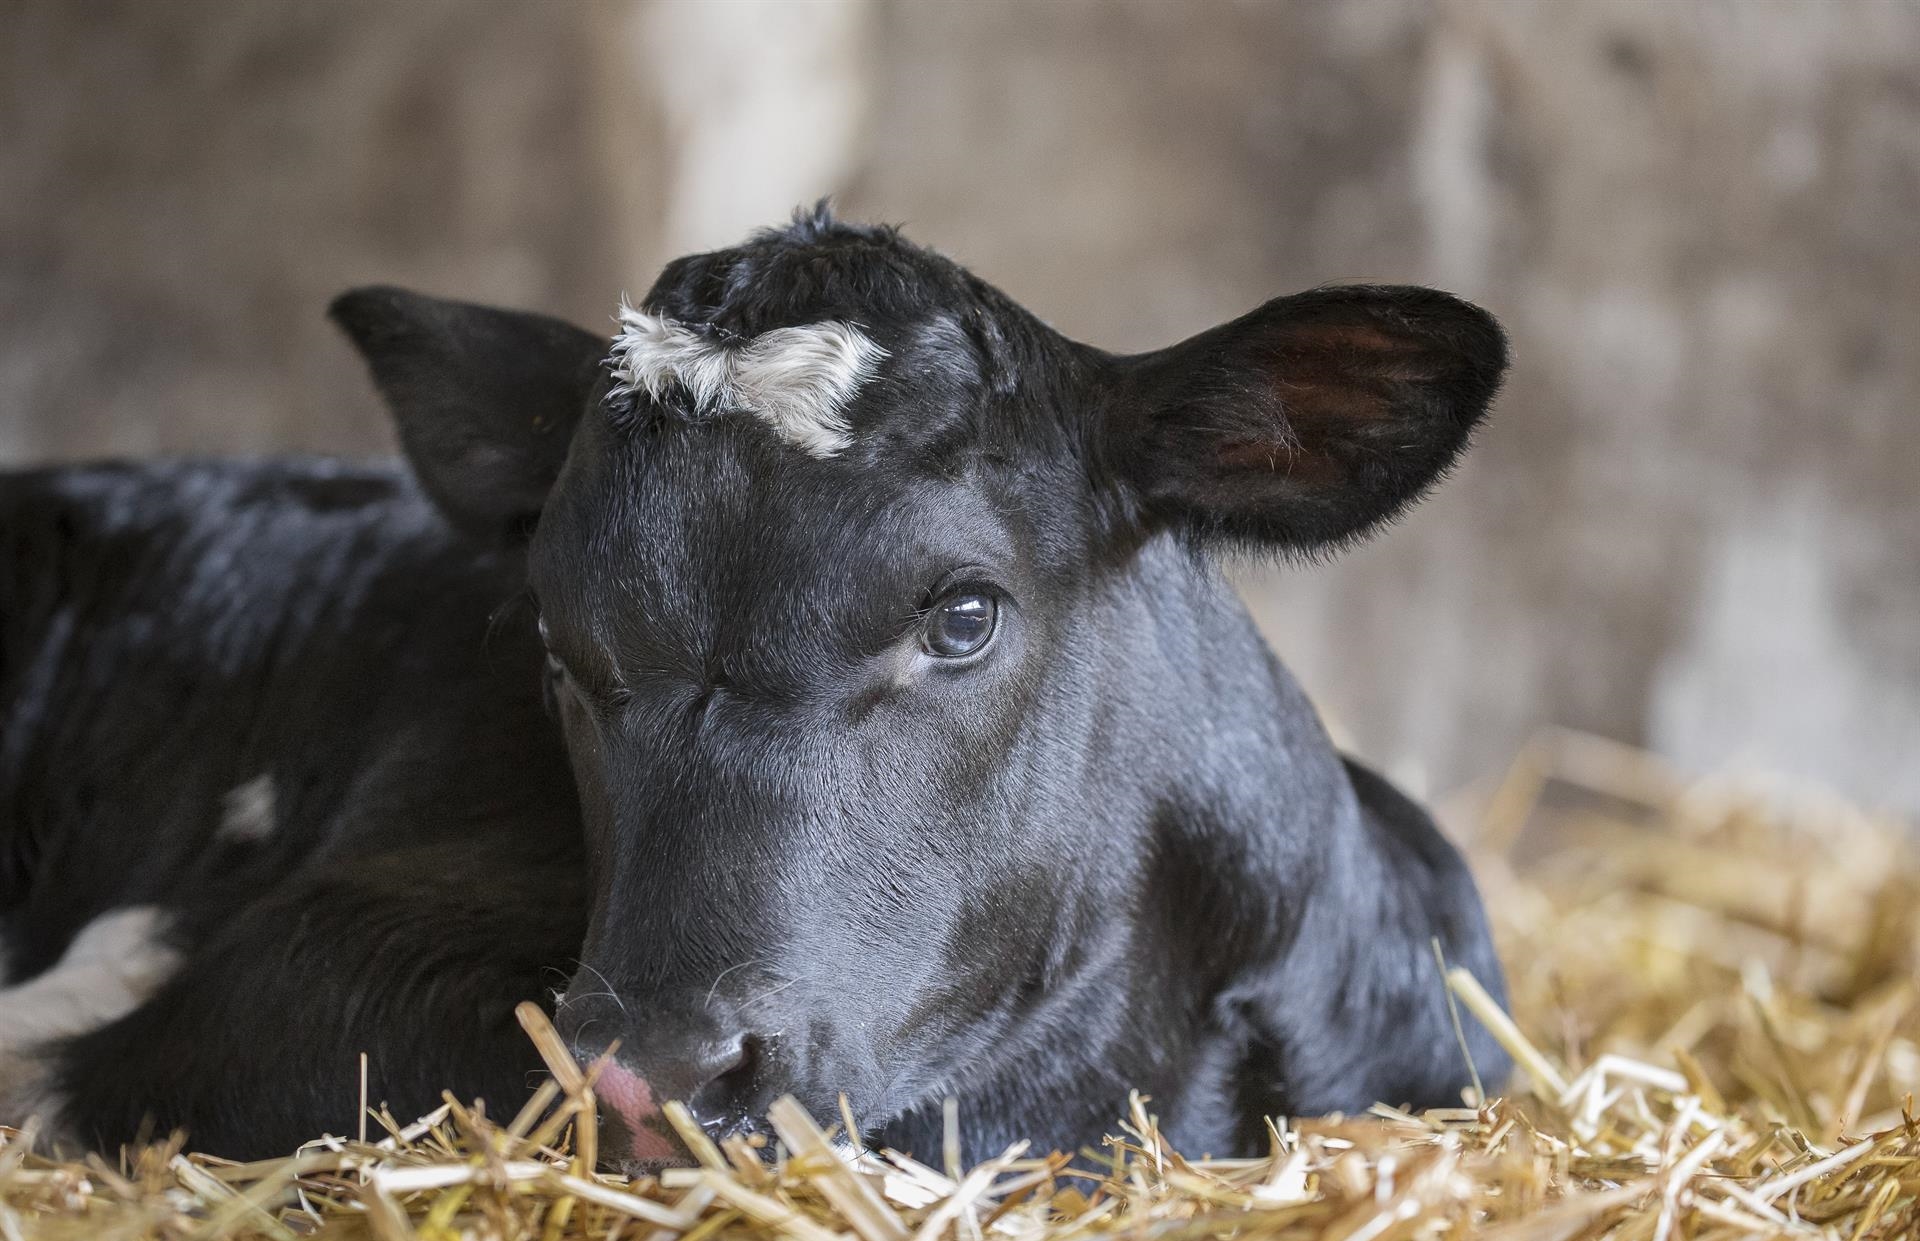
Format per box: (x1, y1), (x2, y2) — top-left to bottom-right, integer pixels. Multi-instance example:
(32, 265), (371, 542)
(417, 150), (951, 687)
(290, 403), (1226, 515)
(927, 567), (999, 604)
(902, 575), (998, 630)
(535, 610), (633, 711)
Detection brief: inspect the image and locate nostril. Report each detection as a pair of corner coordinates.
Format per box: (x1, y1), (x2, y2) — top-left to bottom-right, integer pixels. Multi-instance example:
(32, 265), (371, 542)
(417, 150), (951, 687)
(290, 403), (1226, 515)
(686, 1033), (765, 1135)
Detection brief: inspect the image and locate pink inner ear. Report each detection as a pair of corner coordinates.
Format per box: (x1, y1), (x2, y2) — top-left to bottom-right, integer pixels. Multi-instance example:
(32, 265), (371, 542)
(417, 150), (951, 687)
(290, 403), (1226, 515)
(1216, 357), (1400, 481)
(595, 1062), (681, 1163)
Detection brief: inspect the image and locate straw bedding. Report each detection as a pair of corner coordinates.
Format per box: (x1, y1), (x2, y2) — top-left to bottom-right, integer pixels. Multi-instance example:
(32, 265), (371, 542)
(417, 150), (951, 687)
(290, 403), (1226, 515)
(3, 731), (1915, 1239)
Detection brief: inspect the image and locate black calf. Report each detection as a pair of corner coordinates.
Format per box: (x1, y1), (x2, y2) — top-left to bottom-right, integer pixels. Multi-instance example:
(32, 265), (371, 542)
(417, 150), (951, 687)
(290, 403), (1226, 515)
(0, 208), (1509, 1166)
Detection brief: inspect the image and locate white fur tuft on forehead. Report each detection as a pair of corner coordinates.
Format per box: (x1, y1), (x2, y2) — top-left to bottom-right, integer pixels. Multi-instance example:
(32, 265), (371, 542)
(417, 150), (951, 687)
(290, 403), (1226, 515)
(609, 304), (888, 457)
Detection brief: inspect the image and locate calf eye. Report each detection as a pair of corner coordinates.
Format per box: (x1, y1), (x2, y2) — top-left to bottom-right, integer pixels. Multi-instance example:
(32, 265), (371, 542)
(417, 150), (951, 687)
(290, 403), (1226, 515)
(923, 593), (997, 658)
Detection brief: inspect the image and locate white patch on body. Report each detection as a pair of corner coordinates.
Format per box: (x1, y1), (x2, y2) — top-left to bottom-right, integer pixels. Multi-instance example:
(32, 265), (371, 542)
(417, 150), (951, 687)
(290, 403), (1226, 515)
(609, 306), (888, 457)
(219, 773), (277, 843)
(0, 906), (181, 1139)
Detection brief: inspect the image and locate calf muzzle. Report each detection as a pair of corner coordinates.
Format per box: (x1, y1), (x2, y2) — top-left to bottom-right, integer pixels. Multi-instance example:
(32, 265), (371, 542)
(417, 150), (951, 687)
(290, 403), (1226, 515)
(560, 997), (773, 1166)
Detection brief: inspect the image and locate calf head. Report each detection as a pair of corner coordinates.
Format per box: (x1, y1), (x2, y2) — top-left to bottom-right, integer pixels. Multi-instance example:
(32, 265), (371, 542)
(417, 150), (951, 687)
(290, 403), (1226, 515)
(333, 208), (1507, 1166)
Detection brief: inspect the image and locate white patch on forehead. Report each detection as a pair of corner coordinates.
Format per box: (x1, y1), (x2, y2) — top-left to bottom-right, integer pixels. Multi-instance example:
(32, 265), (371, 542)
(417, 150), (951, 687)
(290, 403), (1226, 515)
(0, 906), (180, 1140)
(609, 304), (888, 457)
(219, 773), (277, 843)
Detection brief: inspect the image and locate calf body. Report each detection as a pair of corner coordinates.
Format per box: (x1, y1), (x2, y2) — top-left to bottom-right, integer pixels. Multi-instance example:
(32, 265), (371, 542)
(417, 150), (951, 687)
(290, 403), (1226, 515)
(0, 461), (584, 1154)
(0, 209), (1510, 1164)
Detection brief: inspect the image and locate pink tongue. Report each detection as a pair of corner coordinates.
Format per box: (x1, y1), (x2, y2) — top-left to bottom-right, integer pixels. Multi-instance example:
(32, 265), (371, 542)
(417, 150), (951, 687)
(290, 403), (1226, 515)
(594, 1062), (681, 1163)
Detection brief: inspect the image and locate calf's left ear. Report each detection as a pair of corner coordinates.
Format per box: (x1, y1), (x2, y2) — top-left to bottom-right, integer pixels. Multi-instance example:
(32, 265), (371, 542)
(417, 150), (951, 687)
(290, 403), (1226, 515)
(1105, 285), (1507, 550)
(331, 287), (607, 541)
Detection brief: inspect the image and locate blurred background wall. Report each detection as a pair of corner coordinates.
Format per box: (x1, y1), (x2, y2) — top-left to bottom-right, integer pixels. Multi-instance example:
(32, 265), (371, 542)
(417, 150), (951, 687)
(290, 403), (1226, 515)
(3, 0), (1916, 814)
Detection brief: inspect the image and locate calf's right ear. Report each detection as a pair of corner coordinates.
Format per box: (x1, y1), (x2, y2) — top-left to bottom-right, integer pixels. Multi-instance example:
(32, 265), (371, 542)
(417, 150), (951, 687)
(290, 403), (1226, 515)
(330, 286), (607, 541)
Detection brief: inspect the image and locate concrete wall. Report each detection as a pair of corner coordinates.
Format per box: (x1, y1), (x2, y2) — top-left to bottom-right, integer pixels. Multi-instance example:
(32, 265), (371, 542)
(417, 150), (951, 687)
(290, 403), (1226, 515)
(4, 0), (1916, 813)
